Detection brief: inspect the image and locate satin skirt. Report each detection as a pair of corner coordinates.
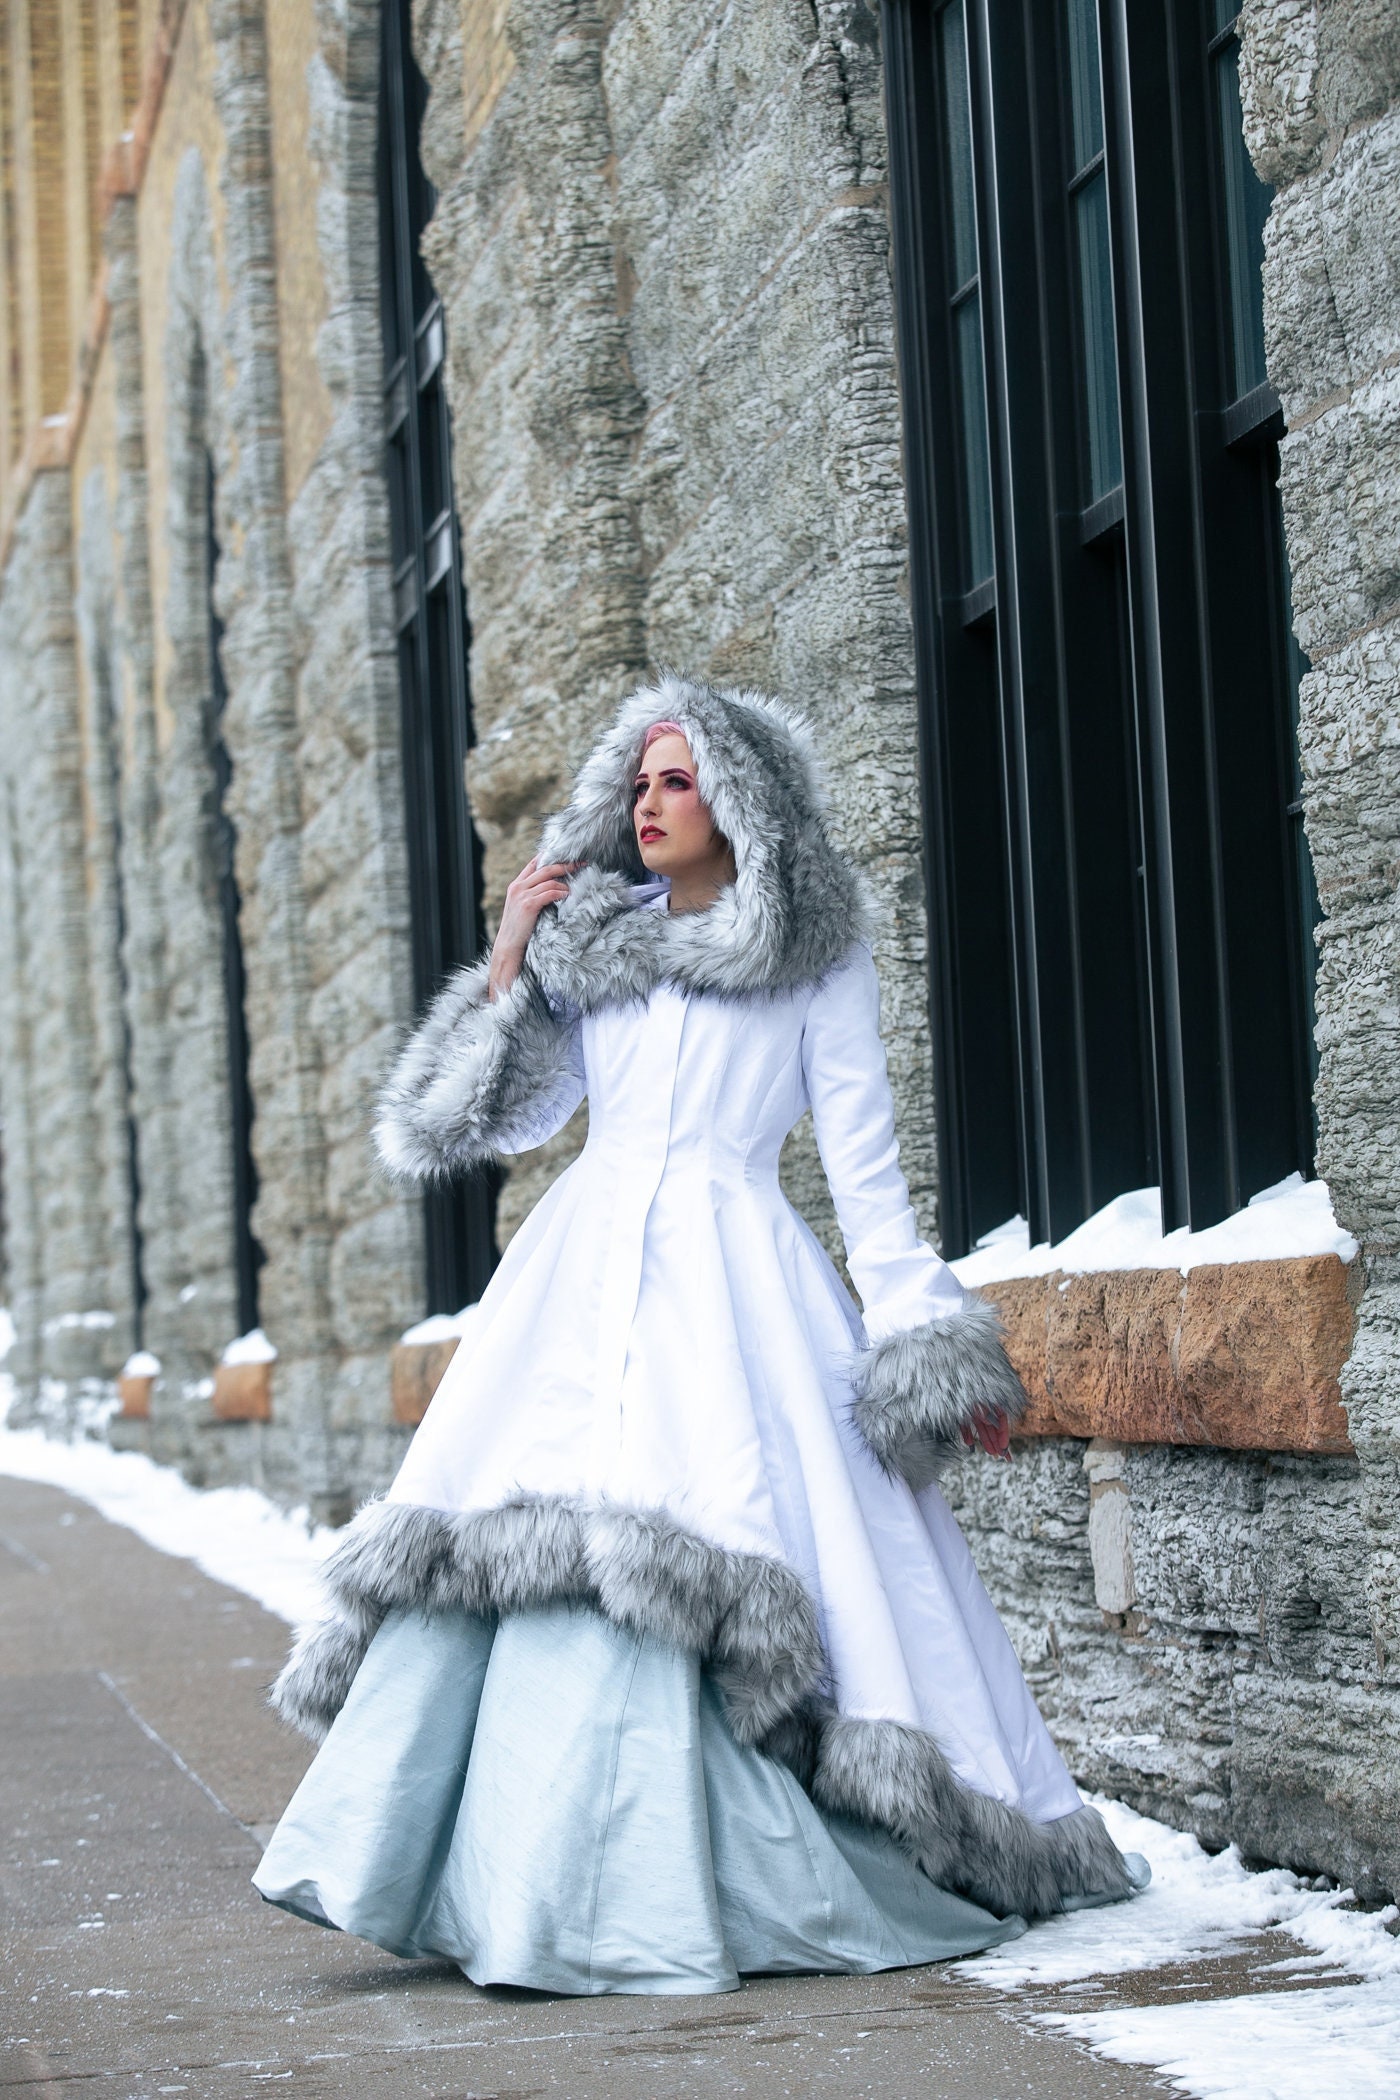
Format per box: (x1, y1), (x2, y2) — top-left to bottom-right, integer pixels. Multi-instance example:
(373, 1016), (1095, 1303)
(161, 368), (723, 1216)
(253, 1603), (1028, 1995)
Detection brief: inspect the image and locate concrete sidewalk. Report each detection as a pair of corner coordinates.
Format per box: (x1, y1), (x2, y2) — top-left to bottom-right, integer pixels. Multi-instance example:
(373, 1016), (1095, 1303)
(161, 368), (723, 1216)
(0, 1473), (1179, 2099)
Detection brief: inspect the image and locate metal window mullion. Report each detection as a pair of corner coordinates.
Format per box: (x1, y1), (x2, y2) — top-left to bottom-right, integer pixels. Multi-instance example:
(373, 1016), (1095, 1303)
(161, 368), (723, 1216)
(880, 0), (1023, 1257)
(1100, 0), (1236, 1231)
(969, 0), (1094, 1246)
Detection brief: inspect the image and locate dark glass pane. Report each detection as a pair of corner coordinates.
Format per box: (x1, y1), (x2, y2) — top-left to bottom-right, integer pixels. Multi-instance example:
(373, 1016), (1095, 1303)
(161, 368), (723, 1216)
(939, 1), (977, 288)
(956, 294), (995, 585)
(1075, 171), (1122, 499)
(1066, 0), (1104, 172)
(1209, 0), (1238, 35)
(1215, 41), (1270, 398)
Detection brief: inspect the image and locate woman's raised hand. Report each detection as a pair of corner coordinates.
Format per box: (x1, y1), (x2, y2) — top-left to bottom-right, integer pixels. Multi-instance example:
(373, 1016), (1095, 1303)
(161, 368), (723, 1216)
(487, 857), (580, 1001)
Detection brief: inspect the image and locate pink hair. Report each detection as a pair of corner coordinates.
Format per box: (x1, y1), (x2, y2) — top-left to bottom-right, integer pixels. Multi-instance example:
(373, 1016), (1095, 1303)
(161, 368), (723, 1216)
(641, 719), (686, 753)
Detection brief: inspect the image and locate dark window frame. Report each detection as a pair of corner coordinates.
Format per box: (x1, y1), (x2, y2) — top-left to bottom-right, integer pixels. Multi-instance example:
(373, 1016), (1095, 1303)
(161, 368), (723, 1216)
(206, 448), (264, 1337)
(883, 0), (1316, 1258)
(378, 0), (495, 1313)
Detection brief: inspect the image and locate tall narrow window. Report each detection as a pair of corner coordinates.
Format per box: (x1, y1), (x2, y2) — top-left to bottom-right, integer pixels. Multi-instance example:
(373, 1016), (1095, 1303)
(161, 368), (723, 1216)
(940, 1), (994, 590)
(1067, 0), (1122, 503)
(206, 451), (263, 1336)
(884, 0), (1314, 1253)
(378, 0), (495, 1313)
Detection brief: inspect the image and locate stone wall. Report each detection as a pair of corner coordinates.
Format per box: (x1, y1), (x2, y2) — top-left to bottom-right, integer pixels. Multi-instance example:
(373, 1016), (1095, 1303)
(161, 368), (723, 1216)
(0, 0), (1395, 1901)
(0, 0), (425, 1519)
(0, 475), (121, 1427)
(938, 0), (1400, 1902)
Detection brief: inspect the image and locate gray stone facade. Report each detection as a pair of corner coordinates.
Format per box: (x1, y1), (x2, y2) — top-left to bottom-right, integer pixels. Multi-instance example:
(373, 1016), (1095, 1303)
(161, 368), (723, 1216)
(939, 0), (1400, 1902)
(0, 0), (1396, 1896)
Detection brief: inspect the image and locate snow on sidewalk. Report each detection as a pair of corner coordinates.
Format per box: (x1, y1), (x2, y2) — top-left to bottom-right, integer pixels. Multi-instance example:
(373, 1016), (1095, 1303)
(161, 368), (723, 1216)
(1, 1388), (1396, 2099)
(973, 1796), (1400, 2098)
(0, 1386), (334, 1629)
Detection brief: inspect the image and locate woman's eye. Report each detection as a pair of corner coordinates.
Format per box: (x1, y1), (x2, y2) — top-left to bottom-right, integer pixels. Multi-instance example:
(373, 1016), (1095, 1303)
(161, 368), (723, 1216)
(664, 774), (691, 791)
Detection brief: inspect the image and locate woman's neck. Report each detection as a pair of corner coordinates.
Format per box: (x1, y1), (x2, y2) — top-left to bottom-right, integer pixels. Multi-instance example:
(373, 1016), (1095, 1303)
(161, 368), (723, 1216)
(666, 851), (737, 915)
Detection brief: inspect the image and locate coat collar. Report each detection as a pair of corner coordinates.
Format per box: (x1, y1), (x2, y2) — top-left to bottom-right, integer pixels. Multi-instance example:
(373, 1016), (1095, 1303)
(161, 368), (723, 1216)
(527, 677), (873, 1011)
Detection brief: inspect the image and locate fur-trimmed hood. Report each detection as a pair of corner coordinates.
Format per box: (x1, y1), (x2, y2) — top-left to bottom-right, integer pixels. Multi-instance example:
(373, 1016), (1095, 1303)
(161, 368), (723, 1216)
(526, 675), (873, 1010)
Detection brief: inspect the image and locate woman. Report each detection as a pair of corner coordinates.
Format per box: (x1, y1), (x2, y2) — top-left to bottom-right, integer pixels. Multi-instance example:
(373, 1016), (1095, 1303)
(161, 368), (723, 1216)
(256, 675), (1147, 1994)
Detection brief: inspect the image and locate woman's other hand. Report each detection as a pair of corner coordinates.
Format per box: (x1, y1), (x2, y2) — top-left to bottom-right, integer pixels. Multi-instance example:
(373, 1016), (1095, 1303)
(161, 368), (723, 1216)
(962, 1407), (1013, 1460)
(487, 858), (580, 1001)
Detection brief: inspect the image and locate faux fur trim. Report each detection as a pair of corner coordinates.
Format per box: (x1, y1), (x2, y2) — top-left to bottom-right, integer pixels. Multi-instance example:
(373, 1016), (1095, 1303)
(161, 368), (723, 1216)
(271, 1495), (827, 1753)
(372, 961), (575, 1182)
(270, 1493), (1130, 1920)
(852, 1298), (1027, 1491)
(812, 1719), (1133, 1918)
(529, 675), (875, 1008)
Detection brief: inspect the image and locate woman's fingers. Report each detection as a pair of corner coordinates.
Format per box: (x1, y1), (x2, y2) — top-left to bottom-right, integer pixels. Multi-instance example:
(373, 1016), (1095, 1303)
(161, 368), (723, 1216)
(962, 1408), (1013, 1459)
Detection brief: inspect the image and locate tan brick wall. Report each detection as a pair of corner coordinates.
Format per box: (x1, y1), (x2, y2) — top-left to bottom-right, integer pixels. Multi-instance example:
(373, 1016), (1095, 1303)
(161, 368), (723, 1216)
(265, 0), (330, 499)
(134, 0), (223, 756)
(460, 0), (513, 154)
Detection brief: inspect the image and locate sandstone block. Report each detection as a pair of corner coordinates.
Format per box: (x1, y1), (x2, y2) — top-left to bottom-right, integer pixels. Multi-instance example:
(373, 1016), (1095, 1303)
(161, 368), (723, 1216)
(211, 1361), (273, 1423)
(992, 1255), (1354, 1453)
(115, 1372), (154, 1420)
(390, 1338), (459, 1426)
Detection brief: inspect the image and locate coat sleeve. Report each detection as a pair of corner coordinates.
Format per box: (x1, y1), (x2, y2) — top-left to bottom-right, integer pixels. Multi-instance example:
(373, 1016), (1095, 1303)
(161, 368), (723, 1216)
(373, 960), (586, 1182)
(801, 944), (1025, 1487)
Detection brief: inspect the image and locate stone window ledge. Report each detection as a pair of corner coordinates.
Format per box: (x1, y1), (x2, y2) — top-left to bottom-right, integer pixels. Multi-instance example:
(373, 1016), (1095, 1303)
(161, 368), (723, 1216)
(211, 1361), (273, 1423)
(986, 1253), (1355, 1454)
(389, 1254), (1356, 1454)
(391, 1339), (459, 1426)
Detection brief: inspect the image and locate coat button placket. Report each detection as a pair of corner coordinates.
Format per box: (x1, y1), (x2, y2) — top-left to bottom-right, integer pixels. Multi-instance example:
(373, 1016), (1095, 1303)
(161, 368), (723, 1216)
(587, 988), (689, 1487)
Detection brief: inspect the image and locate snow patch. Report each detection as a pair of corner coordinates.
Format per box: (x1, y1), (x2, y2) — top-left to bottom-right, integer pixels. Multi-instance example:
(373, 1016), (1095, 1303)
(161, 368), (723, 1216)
(120, 1351), (161, 1379)
(220, 1328), (277, 1366)
(399, 1304), (479, 1347)
(0, 1396), (332, 1627)
(40, 1308), (116, 1337)
(964, 1797), (1400, 2098)
(951, 1175), (1357, 1289)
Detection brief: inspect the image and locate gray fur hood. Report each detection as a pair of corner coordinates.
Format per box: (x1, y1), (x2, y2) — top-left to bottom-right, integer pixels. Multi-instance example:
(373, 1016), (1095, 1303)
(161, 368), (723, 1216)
(527, 674), (874, 1010)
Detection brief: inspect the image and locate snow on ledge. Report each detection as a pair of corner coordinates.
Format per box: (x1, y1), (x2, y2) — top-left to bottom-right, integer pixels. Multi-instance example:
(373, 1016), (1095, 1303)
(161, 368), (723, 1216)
(220, 1327), (278, 1366)
(950, 1175), (1357, 1291)
(400, 1305), (482, 1348)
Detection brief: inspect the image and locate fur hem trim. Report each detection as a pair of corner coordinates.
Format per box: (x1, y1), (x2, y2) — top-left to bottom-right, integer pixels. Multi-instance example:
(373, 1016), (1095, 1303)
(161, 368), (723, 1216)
(852, 1297), (1027, 1490)
(273, 1495), (827, 1752)
(270, 1493), (1129, 1920)
(372, 961), (574, 1183)
(812, 1718), (1133, 1918)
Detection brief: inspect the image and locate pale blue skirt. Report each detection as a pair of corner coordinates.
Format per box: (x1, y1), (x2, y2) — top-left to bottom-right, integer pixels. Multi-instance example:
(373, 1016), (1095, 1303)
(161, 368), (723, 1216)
(254, 1603), (1029, 1994)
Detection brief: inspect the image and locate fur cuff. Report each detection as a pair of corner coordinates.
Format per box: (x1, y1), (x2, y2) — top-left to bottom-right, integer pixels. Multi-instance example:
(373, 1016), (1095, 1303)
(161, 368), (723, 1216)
(852, 1297), (1026, 1491)
(372, 961), (575, 1182)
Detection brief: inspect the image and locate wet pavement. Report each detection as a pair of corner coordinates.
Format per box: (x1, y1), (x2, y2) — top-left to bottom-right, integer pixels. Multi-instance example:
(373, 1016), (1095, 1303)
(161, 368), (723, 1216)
(0, 1473), (1239, 2097)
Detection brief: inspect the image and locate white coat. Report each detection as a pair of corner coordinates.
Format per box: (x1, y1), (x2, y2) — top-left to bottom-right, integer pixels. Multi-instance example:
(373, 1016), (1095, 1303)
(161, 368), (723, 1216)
(274, 676), (1132, 1920)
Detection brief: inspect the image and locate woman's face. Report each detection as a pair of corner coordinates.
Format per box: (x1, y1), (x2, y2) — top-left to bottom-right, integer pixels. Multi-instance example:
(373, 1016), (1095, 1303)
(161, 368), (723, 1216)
(632, 733), (728, 879)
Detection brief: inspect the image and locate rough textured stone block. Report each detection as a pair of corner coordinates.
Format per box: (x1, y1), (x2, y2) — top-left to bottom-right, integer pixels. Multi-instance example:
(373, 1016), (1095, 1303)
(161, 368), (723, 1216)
(211, 1361), (274, 1424)
(115, 1372), (155, 1420)
(390, 1338), (458, 1426)
(992, 1256), (1354, 1452)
